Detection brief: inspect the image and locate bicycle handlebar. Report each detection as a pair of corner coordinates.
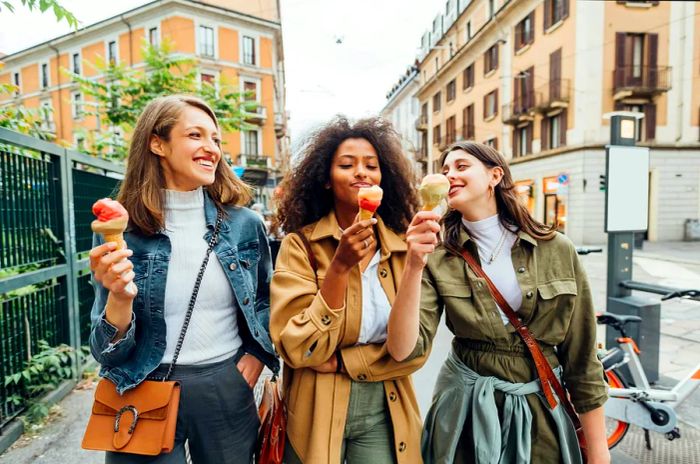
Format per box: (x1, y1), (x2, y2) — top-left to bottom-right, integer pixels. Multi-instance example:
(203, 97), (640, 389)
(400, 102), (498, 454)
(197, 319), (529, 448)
(660, 289), (700, 301)
(576, 247), (603, 255)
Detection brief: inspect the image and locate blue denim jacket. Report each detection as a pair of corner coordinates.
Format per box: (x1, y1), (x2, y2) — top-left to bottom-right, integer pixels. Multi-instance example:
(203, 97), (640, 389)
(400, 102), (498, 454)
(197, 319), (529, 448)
(89, 193), (279, 394)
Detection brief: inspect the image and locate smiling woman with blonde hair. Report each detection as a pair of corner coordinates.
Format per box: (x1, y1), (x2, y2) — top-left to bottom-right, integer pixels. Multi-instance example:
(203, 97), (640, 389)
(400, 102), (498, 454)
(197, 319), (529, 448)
(88, 95), (278, 463)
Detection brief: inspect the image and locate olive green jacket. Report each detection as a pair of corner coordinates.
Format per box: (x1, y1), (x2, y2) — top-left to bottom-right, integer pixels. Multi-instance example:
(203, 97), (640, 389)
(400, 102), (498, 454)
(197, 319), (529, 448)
(410, 227), (608, 414)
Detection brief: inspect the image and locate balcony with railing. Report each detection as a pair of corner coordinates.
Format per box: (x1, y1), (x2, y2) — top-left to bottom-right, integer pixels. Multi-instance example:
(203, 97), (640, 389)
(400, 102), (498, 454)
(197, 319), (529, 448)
(535, 79), (570, 113)
(502, 91), (537, 125)
(415, 114), (428, 131)
(274, 111), (286, 137)
(613, 65), (671, 99)
(239, 153), (270, 169)
(243, 106), (267, 125)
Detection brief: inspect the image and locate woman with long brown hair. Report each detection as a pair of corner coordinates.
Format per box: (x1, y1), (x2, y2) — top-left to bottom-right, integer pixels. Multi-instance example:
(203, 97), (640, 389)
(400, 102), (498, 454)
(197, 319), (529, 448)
(386, 141), (610, 463)
(270, 116), (440, 463)
(88, 95), (278, 463)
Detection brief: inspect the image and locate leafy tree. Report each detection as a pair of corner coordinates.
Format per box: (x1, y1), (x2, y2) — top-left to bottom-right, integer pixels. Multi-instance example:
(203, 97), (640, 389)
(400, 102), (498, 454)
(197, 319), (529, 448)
(0, 0), (78, 29)
(71, 39), (257, 161)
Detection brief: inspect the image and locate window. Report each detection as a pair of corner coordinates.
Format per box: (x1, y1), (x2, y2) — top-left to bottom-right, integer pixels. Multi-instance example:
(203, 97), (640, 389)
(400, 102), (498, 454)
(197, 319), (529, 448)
(544, 0), (569, 31)
(446, 79), (456, 102)
(12, 72), (20, 96)
(435, 56), (439, 74)
(466, 21), (472, 41)
(614, 32), (658, 89)
(199, 25), (215, 57)
(515, 12), (535, 51)
(149, 27), (159, 46)
(449, 42), (454, 58)
(108, 40), (118, 66)
(462, 63), (474, 90)
(433, 124), (441, 146)
(72, 92), (83, 119)
(243, 36), (256, 65)
(513, 123), (532, 157)
(483, 89), (498, 119)
(244, 130), (259, 155)
(484, 137), (498, 149)
(41, 63), (49, 89)
(446, 116), (456, 144)
(421, 102), (428, 119)
(201, 72), (216, 86)
(621, 103), (656, 141)
(40, 100), (53, 130)
(72, 53), (81, 75)
(433, 91), (442, 112)
(541, 111), (567, 150)
(484, 44), (499, 75)
(463, 104), (475, 139)
(632, 34), (644, 78)
(243, 81), (257, 101)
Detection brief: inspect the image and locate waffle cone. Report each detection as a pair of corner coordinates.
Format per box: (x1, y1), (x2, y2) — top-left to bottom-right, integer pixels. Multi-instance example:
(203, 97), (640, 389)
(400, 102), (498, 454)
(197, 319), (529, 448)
(359, 208), (375, 220)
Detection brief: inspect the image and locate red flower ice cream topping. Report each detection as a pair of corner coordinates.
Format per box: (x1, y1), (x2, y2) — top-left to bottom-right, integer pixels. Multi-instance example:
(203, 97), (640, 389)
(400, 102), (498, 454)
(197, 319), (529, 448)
(359, 198), (380, 212)
(92, 198), (128, 222)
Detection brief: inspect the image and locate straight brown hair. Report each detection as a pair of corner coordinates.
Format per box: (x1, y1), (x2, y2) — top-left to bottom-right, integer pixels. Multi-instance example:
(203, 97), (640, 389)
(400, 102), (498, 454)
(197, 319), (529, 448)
(439, 141), (556, 256)
(117, 95), (251, 235)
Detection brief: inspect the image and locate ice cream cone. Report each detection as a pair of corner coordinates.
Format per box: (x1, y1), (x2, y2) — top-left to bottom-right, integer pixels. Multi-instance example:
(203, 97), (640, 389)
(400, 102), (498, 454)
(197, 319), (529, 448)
(91, 199), (136, 296)
(357, 185), (383, 221)
(419, 174), (450, 211)
(359, 208), (375, 220)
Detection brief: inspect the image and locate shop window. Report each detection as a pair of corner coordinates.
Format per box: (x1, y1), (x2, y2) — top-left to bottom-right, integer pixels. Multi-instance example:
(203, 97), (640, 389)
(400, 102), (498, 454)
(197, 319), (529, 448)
(515, 180), (535, 215)
(543, 175), (567, 232)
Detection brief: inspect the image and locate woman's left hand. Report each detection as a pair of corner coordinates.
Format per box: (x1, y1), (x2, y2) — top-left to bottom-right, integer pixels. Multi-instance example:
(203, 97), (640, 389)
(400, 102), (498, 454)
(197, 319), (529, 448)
(236, 354), (264, 388)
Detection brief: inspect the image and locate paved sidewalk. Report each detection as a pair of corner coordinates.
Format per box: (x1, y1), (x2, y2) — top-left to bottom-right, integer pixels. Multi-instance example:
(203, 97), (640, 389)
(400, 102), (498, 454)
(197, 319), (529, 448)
(1, 241), (699, 464)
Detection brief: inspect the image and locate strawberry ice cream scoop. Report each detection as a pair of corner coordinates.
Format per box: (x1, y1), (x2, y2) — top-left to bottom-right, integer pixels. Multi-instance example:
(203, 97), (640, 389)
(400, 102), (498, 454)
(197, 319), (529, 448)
(357, 185), (383, 220)
(91, 198), (129, 241)
(92, 198), (128, 222)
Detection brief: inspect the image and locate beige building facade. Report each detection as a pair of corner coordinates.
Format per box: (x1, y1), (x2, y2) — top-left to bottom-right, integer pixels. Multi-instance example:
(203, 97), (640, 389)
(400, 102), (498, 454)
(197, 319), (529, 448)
(407, 0), (700, 244)
(0, 0), (289, 206)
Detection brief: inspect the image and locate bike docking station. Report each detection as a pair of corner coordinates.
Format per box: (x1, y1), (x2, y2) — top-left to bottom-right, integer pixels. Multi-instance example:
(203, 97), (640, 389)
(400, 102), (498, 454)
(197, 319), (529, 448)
(601, 112), (700, 448)
(603, 111), (660, 382)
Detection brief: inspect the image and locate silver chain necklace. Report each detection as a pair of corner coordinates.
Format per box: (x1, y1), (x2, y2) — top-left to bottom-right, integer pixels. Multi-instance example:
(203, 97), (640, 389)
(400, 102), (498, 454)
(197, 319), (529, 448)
(475, 224), (508, 264)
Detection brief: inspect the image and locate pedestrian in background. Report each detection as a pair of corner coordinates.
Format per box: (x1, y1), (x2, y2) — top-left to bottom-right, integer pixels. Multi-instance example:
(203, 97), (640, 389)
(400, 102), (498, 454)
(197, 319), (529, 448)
(386, 141), (610, 463)
(270, 116), (439, 464)
(88, 95), (278, 463)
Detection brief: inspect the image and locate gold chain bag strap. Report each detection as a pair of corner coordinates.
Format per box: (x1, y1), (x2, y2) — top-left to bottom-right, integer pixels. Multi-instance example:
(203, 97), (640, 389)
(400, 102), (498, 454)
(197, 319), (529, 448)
(82, 211), (223, 456)
(460, 248), (588, 463)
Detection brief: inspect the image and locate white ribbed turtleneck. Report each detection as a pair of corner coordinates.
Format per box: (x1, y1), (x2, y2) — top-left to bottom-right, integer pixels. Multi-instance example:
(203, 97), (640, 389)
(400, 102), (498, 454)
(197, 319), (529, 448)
(462, 214), (522, 325)
(161, 187), (241, 364)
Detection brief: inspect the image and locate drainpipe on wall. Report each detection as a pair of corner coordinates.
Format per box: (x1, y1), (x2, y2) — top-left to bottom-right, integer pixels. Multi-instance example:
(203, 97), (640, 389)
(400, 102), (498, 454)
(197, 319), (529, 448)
(120, 14), (133, 66)
(48, 42), (64, 142)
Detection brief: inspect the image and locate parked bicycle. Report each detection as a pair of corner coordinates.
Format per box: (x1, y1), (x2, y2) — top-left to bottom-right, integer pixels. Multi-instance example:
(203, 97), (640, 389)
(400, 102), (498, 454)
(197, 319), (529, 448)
(576, 246), (700, 449)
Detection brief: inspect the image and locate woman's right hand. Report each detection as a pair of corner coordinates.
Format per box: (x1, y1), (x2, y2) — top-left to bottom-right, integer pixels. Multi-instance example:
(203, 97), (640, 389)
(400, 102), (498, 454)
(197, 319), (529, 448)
(330, 217), (378, 273)
(405, 211), (441, 269)
(89, 242), (137, 301)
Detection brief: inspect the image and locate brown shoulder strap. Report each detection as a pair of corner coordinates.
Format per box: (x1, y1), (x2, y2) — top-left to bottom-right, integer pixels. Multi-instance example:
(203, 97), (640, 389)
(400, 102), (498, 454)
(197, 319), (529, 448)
(295, 231), (318, 286)
(460, 249), (584, 432)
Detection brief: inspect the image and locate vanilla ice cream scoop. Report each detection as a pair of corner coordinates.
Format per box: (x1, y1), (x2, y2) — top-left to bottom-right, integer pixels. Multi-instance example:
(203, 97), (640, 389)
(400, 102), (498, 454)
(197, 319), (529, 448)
(419, 174), (450, 211)
(357, 185), (383, 220)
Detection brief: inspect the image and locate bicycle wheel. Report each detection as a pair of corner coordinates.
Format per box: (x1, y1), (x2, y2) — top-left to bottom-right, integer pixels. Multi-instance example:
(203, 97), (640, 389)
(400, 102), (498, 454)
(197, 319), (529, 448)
(605, 369), (630, 449)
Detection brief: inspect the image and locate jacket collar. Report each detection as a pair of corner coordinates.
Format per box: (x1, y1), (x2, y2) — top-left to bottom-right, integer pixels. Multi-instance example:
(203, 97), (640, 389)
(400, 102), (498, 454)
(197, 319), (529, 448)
(203, 189), (231, 232)
(459, 223), (538, 248)
(309, 210), (407, 257)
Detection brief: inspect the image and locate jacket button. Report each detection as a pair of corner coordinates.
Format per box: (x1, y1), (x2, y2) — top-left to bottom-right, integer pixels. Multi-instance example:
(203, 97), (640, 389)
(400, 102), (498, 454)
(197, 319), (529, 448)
(243, 297), (250, 305)
(518, 266), (526, 273)
(399, 442), (406, 452)
(229, 262), (237, 271)
(357, 374), (367, 381)
(321, 315), (331, 325)
(379, 268), (388, 278)
(389, 392), (397, 401)
(526, 291), (534, 299)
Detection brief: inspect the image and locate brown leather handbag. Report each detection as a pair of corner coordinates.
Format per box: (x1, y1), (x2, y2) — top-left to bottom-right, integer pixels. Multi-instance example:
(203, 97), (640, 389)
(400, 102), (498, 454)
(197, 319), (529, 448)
(460, 248), (589, 463)
(256, 376), (286, 464)
(82, 212), (222, 456)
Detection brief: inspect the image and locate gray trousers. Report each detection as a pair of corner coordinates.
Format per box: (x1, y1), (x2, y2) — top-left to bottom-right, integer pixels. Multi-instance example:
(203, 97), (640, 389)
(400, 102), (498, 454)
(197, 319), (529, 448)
(105, 351), (259, 464)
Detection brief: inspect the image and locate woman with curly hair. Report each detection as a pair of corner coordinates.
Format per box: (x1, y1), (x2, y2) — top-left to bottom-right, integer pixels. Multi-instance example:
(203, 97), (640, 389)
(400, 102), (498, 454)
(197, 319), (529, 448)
(270, 116), (440, 463)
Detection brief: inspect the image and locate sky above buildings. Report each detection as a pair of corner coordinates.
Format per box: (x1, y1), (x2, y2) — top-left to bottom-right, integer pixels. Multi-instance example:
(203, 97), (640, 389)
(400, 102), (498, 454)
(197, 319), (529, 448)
(0, 0), (441, 146)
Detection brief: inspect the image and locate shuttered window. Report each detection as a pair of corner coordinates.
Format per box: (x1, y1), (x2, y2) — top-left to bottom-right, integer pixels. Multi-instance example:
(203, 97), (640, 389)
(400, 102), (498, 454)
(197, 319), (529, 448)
(543, 0), (569, 32)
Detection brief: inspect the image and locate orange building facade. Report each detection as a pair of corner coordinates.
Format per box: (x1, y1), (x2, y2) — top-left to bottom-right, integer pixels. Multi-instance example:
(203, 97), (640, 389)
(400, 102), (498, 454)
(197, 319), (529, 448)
(0, 0), (289, 205)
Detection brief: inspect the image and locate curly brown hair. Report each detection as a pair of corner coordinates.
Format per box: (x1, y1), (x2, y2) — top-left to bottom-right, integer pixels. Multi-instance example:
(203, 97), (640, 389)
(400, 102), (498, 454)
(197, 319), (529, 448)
(275, 115), (419, 234)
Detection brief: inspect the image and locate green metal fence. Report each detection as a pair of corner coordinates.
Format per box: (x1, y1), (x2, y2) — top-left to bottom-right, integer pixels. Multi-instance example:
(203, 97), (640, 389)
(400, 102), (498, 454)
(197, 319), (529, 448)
(0, 127), (123, 430)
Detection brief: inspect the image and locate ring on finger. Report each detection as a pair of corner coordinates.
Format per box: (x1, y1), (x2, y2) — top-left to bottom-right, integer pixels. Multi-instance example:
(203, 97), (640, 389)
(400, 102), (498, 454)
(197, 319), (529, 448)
(363, 238), (370, 249)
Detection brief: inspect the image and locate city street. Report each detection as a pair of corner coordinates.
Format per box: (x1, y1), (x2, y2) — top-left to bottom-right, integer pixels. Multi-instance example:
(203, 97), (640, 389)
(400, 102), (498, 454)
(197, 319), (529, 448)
(1, 241), (698, 464)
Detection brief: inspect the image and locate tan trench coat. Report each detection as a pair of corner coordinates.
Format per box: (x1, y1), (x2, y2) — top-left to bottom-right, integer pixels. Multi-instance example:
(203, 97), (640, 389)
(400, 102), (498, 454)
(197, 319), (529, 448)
(270, 211), (428, 464)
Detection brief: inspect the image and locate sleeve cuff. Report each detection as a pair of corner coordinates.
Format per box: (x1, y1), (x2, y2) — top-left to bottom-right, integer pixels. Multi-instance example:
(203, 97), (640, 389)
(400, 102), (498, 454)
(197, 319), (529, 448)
(573, 391), (608, 414)
(98, 312), (136, 354)
(307, 291), (344, 332)
(340, 345), (371, 382)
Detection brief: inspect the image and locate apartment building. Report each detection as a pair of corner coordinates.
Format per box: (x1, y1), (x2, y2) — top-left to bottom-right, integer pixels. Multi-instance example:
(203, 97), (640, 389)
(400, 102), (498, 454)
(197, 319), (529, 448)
(405, 0), (700, 244)
(380, 65), (423, 176)
(0, 0), (289, 203)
